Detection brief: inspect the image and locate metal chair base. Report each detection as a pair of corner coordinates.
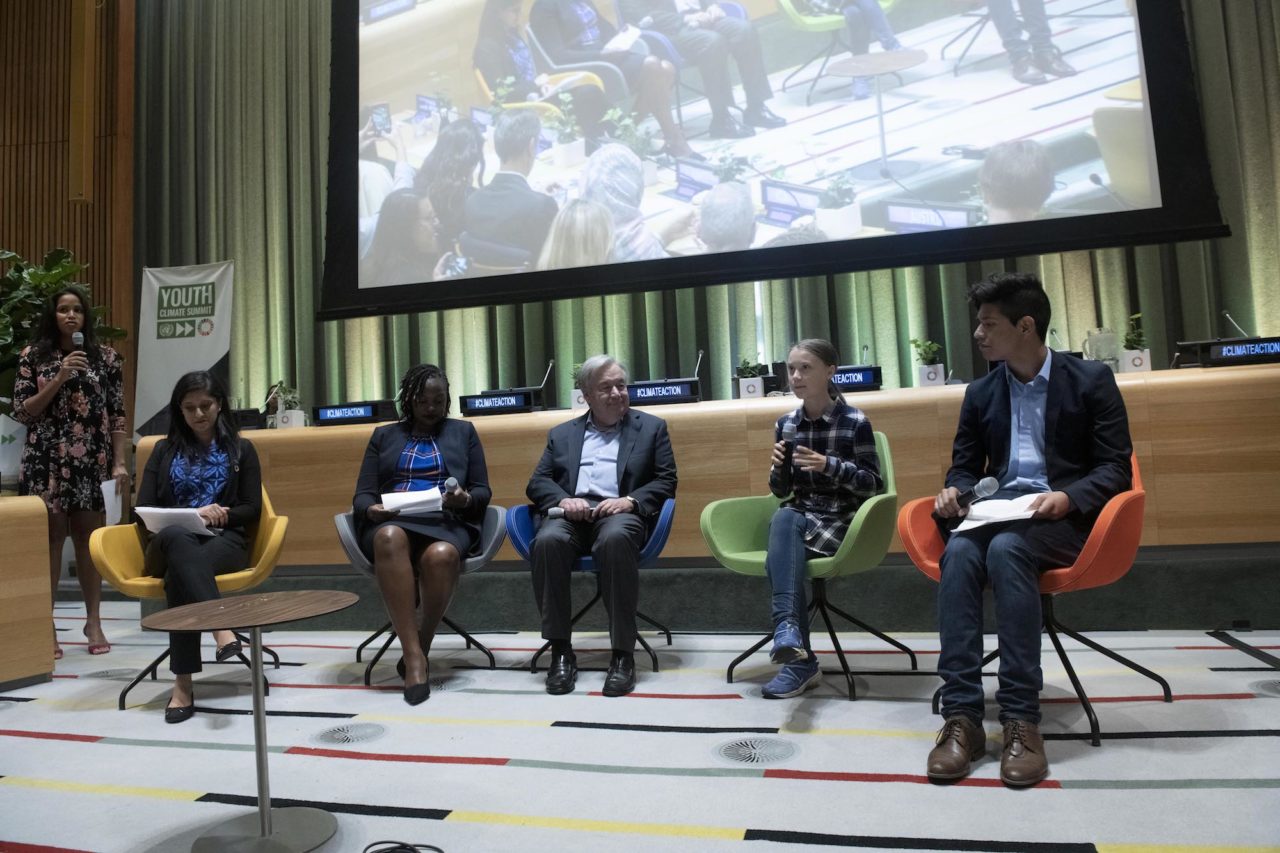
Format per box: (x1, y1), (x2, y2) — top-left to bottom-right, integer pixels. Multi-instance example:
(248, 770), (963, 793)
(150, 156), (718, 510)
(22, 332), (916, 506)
(361, 616), (496, 686)
(726, 578), (918, 701)
(930, 594), (1174, 746)
(528, 580), (671, 674)
(118, 631), (277, 711)
(781, 31), (851, 105)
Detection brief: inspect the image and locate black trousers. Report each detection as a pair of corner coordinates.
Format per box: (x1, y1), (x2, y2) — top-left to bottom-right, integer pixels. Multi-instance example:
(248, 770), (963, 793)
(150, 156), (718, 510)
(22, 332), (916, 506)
(145, 526), (248, 674)
(530, 512), (647, 652)
(674, 17), (774, 117)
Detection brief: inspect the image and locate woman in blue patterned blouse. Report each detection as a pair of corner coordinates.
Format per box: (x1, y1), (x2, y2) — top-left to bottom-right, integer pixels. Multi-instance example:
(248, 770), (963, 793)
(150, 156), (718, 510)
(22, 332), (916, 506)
(135, 371), (262, 724)
(353, 364), (492, 705)
(762, 339), (883, 699)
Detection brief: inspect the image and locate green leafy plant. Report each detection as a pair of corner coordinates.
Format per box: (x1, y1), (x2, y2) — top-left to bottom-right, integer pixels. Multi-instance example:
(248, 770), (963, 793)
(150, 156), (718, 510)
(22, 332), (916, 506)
(603, 107), (658, 160)
(265, 380), (301, 414)
(1123, 312), (1146, 351)
(818, 170), (858, 209)
(545, 93), (580, 144)
(713, 153), (752, 184)
(910, 337), (943, 366)
(1, 248), (126, 415)
(488, 76), (519, 118)
(735, 357), (767, 378)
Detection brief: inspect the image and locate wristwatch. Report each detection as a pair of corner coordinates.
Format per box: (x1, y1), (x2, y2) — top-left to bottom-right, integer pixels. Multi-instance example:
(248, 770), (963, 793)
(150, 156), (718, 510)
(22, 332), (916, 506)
(625, 496), (639, 513)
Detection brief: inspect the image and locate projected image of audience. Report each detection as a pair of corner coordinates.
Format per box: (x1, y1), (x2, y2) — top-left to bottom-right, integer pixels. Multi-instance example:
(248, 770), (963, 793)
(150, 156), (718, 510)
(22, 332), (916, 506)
(355, 0), (1157, 287)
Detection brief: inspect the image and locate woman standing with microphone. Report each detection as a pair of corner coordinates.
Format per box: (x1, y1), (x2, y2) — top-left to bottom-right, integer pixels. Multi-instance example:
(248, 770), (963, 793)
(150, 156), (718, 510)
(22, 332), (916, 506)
(13, 285), (128, 660)
(761, 339), (882, 698)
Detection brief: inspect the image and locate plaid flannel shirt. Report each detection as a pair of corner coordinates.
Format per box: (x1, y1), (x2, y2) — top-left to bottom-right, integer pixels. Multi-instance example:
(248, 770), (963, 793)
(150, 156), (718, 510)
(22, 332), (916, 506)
(769, 398), (882, 556)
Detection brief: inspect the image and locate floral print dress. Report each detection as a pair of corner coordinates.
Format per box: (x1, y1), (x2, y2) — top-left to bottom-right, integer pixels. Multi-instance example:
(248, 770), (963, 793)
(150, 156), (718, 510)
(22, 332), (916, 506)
(13, 344), (127, 513)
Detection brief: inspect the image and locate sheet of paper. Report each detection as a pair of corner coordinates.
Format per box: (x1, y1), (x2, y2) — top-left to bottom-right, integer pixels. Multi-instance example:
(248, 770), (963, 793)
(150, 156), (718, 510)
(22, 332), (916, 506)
(382, 486), (443, 515)
(601, 25), (641, 54)
(134, 506), (216, 536)
(100, 480), (122, 526)
(954, 493), (1040, 533)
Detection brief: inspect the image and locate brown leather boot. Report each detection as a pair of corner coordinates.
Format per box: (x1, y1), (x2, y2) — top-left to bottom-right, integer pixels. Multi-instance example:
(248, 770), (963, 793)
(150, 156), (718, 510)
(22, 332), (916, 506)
(1000, 720), (1049, 787)
(927, 715), (986, 782)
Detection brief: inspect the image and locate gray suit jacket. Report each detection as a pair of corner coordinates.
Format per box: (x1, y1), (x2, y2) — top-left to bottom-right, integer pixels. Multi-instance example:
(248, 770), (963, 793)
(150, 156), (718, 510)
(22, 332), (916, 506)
(525, 408), (677, 521)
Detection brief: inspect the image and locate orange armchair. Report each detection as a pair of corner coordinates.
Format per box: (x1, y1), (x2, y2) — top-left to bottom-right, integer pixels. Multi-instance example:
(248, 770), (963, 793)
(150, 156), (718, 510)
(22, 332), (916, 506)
(896, 454), (1171, 746)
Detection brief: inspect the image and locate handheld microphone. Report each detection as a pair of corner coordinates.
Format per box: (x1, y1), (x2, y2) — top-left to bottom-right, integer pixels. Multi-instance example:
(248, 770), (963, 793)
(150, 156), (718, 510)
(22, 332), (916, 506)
(777, 421), (798, 494)
(1222, 310), (1252, 339)
(1088, 173), (1127, 210)
(70, 331), (84, 376)
(444, 477), (459, 493)
(957, 477), (999, 508)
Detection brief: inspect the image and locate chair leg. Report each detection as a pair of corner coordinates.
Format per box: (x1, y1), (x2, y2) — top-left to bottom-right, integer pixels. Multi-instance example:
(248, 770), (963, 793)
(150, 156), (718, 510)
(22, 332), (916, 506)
(805, 37), (845, 107)
(356, 622), (391, 663)
(233, 631), (279, 669)
(822, 598), (918, 670)
(119, 648), (171, 711)
(637, 610), (673, 646)
(725, 631), (773, 684)
(932, 646), (999, 716)
(364, 630), (399, 687)
(1048, 611), (1173, 703)
(637, 633), (660, 673)
(813, 597), (856, 700)
(782, 32), (846, 97)
(1045, 617), (1101, 747)
(441, 615), (496, 670)
(941, 13), (990, 75)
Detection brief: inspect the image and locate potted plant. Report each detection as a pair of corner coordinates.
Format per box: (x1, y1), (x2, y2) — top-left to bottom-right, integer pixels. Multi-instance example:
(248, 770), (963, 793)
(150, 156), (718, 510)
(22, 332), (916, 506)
(545, 94), (585, 168)
(712, 153), (751, 185)
(815, 170), (862, 238)
(733, 357), (768, 399)
(1120, 312), (1151, 372)
(1, 248), (127, 491)
(910, 337), (945, 387)
(570, 361), (587, 409)
(266, 380), (306, 428)
(604, 108), (660, 184)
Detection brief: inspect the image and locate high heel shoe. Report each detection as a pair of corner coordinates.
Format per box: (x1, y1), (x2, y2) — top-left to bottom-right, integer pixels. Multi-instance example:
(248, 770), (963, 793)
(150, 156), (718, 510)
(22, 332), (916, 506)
(83, 625), (111, 656)
(401, 660), (430, 706)
(216, 640), (243, 662)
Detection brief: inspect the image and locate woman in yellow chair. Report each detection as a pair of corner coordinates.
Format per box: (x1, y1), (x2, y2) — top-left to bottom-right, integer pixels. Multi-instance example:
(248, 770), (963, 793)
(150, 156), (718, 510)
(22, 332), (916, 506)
(134, 370), (261, 724)
(762, 339), (882, 698)
(353, 364), (491, 706)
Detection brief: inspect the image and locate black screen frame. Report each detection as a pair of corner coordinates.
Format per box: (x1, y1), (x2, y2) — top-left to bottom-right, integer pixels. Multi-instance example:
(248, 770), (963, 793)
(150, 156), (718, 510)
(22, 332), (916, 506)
(319, 0), (1227, 321)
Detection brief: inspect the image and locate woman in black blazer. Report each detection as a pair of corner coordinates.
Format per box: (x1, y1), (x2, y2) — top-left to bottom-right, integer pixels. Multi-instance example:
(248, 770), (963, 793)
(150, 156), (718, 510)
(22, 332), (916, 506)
(135, 371), (262, 724)
(353, 364), (491, 705)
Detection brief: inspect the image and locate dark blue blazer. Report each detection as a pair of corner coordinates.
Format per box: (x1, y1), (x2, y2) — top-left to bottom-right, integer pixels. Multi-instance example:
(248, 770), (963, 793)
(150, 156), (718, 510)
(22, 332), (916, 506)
(945, 353), (1132, 522)
(353, 419), (492, 541)
(526, 408), (677, 521)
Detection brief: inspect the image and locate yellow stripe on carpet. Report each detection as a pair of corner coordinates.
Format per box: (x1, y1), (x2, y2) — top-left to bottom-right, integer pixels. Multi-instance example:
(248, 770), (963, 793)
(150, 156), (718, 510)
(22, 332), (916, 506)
(446, 809), (745, 840)
(0, 775), (202, 801)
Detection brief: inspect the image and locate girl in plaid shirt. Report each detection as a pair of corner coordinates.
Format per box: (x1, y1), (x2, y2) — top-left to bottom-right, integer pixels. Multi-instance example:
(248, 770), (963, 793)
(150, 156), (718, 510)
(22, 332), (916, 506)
(761, 339), (882, 698)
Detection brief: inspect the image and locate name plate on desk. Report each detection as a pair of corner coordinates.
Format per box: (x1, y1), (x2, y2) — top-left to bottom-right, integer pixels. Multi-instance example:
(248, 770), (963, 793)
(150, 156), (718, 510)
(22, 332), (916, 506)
(833, 365), (882, 392)
(628, 380), (699, 405)
(460, 391), (537, 416)
(1176, 337), (1280, 368)
(313, 400), (397, 426)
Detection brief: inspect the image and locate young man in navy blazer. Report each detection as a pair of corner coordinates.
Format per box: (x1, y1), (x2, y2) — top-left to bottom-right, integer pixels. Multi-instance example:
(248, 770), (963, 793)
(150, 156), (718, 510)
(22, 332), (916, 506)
(526, 355), (678, 697)
(928, 273), (1131, 787)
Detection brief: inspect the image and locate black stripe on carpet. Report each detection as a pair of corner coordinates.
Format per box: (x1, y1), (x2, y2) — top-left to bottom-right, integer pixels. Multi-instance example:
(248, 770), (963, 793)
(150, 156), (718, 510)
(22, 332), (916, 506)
(552, 721), (779, 734)
(742, 829), (1096, 851)
(1042, 729), (1280, 741)
(198, 793), (450, 821)
(0, 696), (37, 703)
(1209, 667), (1279, 673)
(1206, 631), (1280, 669)
(193, 707), (355, 719)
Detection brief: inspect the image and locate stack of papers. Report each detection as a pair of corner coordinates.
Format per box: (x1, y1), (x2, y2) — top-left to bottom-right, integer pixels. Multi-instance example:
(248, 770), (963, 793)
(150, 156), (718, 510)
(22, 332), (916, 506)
(134, 506), (215, 537)
(954, 493), (1039, 533)
(381, 486), (443, 516)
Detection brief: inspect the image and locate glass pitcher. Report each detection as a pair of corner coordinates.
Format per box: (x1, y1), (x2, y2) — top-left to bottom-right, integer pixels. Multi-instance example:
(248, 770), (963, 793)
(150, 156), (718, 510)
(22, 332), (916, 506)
(1083, 328), (1120, 372)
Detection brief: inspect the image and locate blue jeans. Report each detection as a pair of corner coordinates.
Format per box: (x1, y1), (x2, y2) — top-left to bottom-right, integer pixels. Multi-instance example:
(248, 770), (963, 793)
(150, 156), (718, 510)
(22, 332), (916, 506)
(842, 0), (897, 55)
(987, 0), (1054, 56)
(765, 507), (811, 642)
(936, 511), (1087, 724)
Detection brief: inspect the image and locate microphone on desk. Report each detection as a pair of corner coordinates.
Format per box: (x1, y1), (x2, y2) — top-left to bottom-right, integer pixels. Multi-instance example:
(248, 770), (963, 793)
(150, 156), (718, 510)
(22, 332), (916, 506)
(1089, 173), (1128, 210)
(861, 344), (870, 364)
(776, 421), (798, 495)
(70, 331), (84, 376)
(1049, 328), (1067, 351)
(957, 477), (999, 509)
(1222, 310), (1252, 339)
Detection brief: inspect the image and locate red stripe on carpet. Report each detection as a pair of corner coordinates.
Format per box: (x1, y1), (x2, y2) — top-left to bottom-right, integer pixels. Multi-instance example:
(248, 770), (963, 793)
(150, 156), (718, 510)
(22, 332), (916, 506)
(1176, 645), (1280, 650)
(286, 745), (508, 765)
(584, 692), (742, 700)
(0, 841), (96, 853)
(258, 644), (353, 649)
(1041, 692), (1255, 704)
(0, 729), (102, 743)
(763, 768), (1056, 788)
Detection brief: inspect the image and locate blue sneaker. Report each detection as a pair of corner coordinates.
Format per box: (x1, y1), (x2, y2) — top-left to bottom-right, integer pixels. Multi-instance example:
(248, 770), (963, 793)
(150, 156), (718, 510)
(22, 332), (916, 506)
(762, 656), (822, 699)
(852, 77), (873, 100)
(770, 620), (805, 664)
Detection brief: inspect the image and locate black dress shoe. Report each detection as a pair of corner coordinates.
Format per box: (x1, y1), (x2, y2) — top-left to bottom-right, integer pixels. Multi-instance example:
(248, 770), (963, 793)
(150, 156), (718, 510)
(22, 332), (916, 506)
(545, 650), (577, 695)
(602, 653), (636, 697)
(165, 703), (195, 724)
(1033, 47), (1077, 77)
(1010, 54), (1047, 85)
(743, 105), (786, 129)
(215, 640), (243, 662)
(707, 116), (754, 140)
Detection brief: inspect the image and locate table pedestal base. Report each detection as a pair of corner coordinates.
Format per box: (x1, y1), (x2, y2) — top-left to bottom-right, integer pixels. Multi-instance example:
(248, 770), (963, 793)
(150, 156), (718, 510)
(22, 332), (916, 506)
(192, 806), (337, 853)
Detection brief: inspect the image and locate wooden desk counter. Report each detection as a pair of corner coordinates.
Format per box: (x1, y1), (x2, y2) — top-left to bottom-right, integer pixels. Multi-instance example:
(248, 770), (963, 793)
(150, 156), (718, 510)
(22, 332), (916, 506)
(0, 495), (54, 688)
(135, 365), (1280, 566)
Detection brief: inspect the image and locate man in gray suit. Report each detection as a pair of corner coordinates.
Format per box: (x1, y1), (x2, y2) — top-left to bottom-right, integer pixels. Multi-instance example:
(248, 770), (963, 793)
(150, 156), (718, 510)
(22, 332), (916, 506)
(526, 355), (678, 696)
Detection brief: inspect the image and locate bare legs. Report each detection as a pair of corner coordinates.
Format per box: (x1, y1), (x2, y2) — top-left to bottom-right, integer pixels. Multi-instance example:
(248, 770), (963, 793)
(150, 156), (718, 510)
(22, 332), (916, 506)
(636, 56), (694, 158)
(372, 527), (462, 691)
(46, 508), (111, 658)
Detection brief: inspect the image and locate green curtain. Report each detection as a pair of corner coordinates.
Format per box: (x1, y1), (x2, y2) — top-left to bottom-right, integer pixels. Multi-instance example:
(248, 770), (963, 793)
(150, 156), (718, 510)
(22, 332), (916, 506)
(135, 0), (1280, 410)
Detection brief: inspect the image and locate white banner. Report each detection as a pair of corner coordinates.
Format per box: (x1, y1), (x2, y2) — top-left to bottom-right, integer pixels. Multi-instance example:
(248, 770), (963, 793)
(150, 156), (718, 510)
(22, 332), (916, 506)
(135, 261), (235, 440)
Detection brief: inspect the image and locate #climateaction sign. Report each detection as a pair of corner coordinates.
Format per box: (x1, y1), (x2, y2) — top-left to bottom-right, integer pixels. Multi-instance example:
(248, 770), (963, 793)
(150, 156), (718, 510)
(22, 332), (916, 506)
(156, 282), (217, 339)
